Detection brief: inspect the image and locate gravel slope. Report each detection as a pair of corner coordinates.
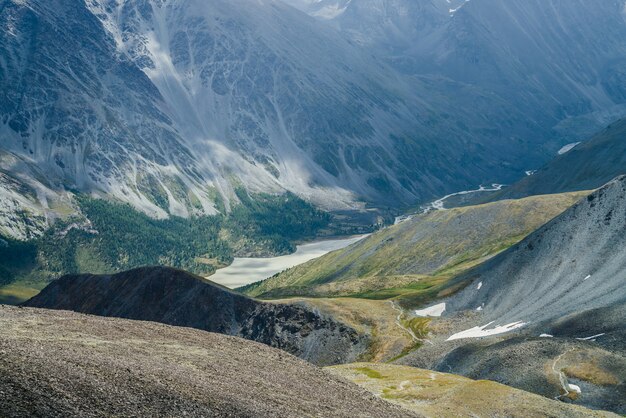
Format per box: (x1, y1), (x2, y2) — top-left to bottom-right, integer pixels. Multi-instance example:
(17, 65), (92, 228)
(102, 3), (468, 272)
(446, 176), (626, 325)
(0, 306), (417, 418)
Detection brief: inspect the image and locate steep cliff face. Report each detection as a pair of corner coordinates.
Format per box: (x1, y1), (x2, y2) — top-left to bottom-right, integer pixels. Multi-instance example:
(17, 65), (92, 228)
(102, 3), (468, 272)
(0, 0), (211, 220)
(2, 0), (454, 221)
(85, 0), (541, 207)
(23, 266), (367, 366)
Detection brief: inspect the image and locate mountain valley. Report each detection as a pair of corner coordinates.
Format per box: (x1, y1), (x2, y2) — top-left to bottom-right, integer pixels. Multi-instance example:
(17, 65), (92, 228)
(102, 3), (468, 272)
(242, 190), (588, 303)
(1, 0), (626, 416)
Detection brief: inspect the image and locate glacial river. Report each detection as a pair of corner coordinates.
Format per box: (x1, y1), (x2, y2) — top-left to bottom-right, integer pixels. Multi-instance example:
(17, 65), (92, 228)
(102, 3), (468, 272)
(208, 235), (367, 289)
(394, 183), (505, 225)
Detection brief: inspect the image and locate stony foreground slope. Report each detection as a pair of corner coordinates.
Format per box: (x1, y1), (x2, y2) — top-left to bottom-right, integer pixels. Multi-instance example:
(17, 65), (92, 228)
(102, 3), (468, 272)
(23, 266), (366, 366)
(242, 191), (586, 302)
(0, 306), (415, 418)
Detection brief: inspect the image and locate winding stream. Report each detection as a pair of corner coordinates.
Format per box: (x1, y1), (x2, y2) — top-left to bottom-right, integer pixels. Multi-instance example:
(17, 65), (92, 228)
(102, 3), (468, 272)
(395, 183), (504, 225)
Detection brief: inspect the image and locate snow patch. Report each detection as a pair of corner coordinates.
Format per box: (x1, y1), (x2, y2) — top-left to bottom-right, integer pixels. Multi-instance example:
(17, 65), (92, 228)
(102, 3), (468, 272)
(583, 275), (591, 281)
(476, 281), (482, 290)
(447, 321), (526, 341)
(558, 142), (581, 155)
(414, 302), (446, 317)
(568, 384), (582, 394)
(576, 333), (605, 341)
(540, 334), (554, 338)
(449, 0), (471, 15)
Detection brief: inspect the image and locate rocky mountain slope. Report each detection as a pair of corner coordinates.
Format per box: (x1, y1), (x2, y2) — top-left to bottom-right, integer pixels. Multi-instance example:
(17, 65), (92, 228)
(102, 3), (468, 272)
(0, 306), (415, 418)
(392, 177), (626, 413)
(290, 0), (626, 147)
(432, 311), (626, 414)
(242, 191), (586, 302)
(0, 0), (541, 232)
(445, 176), (626, 326)
(23, 266), (367, 366)
(1, 0), (206, 220)
(3, 0), (626, 240)
(488, 118), (626, 201)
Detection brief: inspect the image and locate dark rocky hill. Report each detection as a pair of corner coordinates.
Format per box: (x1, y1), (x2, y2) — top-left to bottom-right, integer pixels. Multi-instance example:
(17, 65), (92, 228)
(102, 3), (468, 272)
(23, 266), (366, 366)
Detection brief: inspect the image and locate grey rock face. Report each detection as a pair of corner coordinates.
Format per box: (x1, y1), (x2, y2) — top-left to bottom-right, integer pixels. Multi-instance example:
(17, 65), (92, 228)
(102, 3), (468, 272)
(23, 266), (367, 366)
(86, 0), (537, 207)
(446, 176), (626, 326)
(0, 0), (208, 219)
(294, 0), (626, 157)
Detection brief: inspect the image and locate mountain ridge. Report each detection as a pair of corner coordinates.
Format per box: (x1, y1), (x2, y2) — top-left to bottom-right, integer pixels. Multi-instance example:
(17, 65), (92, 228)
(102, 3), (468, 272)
(241, 191), (587, 302)
(23, 266), (367, 366)
(485, 118), (626, 201)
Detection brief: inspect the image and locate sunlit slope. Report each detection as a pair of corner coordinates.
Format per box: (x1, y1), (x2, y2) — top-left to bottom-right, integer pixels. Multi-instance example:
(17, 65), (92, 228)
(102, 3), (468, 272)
(242, 191), (588, 303)
(327, 363), (617, 418)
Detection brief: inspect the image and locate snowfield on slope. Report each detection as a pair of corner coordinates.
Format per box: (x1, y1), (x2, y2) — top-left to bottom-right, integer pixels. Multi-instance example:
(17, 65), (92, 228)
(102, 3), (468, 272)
(446, 321), (527, 341)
